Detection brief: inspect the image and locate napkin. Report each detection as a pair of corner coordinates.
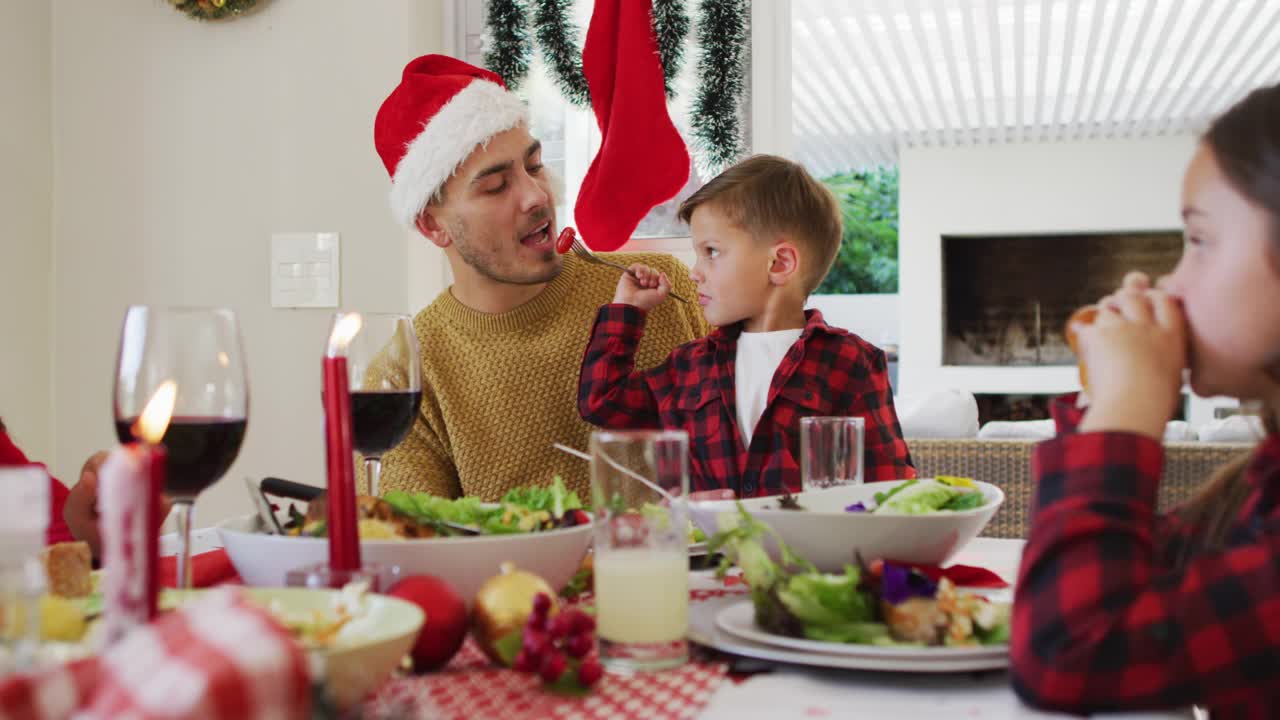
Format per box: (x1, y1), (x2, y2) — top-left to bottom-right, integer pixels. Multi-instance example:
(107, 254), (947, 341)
(718, 563), (1008, 589)
(0, 588), (311, 720)
(158, 548), (241, 588)
(908, 563), (1008, 588)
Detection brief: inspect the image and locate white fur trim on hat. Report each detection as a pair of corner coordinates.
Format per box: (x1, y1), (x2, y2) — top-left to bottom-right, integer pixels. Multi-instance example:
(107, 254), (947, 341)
(389, 80), (528, 228)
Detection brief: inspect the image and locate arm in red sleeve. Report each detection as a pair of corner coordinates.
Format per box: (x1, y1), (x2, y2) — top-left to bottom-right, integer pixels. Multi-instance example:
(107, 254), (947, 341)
(1011, 431), (1280, 715)
(0, 428), (75, 545)
(856, 347), (915, 481)
(578, 304), (664, 429)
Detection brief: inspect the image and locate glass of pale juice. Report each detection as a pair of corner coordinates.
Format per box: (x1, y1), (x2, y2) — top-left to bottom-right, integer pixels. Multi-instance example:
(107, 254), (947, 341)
(589, 429), (690, 673)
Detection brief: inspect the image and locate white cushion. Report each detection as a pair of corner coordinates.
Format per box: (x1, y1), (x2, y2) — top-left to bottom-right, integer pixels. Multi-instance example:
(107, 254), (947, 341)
(1162, 420), (1197, 442)
(977, 419), (1198, 442)
(894, 389), (979, 439)
(1198, 415), (1265, 443)
(977, 419), (1057, 440)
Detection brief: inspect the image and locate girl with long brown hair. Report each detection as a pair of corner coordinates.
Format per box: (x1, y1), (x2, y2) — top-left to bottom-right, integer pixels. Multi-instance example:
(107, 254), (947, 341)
(1011, 83), (1280, 718)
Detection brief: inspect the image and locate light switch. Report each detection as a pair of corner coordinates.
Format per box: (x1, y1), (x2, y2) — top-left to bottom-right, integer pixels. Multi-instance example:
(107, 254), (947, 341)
(271, 233), (340, 308)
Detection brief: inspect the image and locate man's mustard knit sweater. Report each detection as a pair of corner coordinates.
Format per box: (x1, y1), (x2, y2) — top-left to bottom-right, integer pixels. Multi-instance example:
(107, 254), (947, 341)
(375, 252), (707, 501)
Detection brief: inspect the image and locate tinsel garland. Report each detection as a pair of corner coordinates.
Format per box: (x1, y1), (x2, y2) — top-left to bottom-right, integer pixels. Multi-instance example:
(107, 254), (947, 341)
(483, 0), (532, 90)
(482, 0), (744, 172)
(531, 0), (592, 107)
(505, 0), (689, 106)
(168, 0), (259, 21)
(691, 0), (748, 177)
(652, 0), (689, 99)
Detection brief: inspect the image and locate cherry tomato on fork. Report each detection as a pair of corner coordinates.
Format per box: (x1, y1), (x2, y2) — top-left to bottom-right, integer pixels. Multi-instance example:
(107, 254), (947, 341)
(555, 227), (576, 254)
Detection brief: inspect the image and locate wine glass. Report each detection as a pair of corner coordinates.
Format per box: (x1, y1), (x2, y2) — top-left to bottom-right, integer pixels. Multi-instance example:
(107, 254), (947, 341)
(337, 312), (421, 496)
(114, 306), (248, 589)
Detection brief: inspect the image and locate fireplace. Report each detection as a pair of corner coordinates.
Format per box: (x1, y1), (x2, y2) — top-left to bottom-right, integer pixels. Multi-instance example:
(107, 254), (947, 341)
(942, 231), (1183, 366)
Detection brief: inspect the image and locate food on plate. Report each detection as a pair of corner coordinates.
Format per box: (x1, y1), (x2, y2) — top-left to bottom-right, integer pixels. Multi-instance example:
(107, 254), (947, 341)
(287, 494), (435, 539)
(266, 582), (370, 649)
(40, 541), (93, 598)
(282, 476), (588, 539)
(639, 503), (706, 544)
(1065, 304), (1099, 393)
(708, 504), (1010, 647)
(472, 562), (559, 665)
(387, 574), (469, 671)
(855, 477), (988, 515)
(38, 594), (89, 642)
(559, 553), (594, 600)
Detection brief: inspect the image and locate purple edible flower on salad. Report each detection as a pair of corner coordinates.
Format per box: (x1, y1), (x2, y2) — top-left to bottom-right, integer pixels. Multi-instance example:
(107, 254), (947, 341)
(881, 562), (939, 605)
(844, 501), (868, 513)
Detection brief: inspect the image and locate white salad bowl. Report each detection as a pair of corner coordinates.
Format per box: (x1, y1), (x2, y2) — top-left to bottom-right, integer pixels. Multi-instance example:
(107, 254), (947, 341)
(689, 479), (1004, 571)
(217, 513), (592, 605)
(162, 586), (423, 710)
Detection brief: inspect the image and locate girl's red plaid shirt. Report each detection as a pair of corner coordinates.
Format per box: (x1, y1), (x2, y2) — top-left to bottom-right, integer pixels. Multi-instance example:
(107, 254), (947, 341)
(577, 304), (915, 497)
(1012, 396), (1280, 718)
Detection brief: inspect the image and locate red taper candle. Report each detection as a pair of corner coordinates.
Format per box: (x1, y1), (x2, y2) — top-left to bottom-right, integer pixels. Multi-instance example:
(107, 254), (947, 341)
(101, 380), (173, 645)
(322, 313), (362, 573)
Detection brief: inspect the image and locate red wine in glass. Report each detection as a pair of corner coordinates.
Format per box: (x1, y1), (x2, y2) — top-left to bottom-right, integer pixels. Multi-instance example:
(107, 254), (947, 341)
(115, 417), (247, 500)
(113, 305), (248, 589)
(335, 312), (421, 496)
(349, 390), (422, 456)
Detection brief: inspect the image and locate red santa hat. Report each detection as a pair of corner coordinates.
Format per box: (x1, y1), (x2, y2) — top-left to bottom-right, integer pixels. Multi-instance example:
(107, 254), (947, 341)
(375, 55), (528, 227)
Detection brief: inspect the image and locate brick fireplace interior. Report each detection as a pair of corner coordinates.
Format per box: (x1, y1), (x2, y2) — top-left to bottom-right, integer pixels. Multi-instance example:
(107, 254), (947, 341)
(942, 230), (1184, 367)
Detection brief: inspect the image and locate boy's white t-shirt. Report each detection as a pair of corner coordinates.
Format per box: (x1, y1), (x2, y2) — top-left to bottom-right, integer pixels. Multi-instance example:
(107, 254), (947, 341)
(734, 328), (804, 446)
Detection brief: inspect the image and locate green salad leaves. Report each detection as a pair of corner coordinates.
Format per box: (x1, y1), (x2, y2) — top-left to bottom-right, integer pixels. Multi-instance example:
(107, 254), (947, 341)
(383, 475), (584, 536)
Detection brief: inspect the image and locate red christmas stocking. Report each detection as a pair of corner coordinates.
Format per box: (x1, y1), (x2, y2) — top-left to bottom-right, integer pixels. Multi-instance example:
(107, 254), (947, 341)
(574, 0), (690, 251)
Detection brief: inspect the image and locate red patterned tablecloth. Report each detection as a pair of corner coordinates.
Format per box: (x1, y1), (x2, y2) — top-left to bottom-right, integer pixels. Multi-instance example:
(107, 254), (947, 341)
(361, 588), (745, 720)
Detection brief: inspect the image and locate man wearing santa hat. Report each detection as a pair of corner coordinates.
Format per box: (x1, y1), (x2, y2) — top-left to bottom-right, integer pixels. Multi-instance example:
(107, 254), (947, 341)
(370, 55), (706, 501)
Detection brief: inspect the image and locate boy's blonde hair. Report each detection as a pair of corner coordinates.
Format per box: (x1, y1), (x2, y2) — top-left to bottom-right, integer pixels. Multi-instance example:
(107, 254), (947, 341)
(678, 155), (843, 295)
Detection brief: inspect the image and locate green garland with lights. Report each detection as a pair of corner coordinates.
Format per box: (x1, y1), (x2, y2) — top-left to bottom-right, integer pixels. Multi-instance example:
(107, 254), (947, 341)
(691, 0), (749, 176)
(168, 0), (260, 21)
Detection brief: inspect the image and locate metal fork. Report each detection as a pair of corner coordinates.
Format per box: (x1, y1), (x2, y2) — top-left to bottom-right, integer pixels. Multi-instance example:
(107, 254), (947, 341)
(568, 237), (691, 304)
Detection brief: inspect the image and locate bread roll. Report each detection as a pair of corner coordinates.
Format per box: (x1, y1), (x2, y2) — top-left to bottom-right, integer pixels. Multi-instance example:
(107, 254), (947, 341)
(1065, 305), (1099, 394)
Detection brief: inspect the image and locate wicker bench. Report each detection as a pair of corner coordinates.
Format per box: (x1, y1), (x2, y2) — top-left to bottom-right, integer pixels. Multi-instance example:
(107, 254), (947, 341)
(906, 438), (1253, 539)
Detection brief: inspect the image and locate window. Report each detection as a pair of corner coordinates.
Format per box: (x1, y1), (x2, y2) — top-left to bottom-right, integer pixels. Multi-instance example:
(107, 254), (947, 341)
(460, 0), (750, 252)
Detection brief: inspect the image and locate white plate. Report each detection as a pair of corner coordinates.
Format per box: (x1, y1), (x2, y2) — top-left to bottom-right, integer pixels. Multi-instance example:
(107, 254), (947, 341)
(688, 593), (1008, 673)
(715, 600), (1008, 662)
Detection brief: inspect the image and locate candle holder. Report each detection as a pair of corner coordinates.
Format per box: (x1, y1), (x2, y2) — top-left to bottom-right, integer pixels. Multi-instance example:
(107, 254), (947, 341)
(284, 562), (401, 593)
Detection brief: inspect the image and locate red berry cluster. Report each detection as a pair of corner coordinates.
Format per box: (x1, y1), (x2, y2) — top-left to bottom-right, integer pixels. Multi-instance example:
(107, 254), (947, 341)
(514, 592), (603, 688)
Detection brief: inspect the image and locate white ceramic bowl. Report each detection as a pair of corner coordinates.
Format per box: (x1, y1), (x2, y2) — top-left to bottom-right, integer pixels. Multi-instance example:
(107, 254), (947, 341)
(689, 479), (1004, 571)
(164, 587), (423, 710)
(217, 514), (592, 605)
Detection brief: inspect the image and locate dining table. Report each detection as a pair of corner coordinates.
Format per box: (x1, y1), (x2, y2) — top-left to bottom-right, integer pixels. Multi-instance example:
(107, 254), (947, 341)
(166, 529), (1198, 719)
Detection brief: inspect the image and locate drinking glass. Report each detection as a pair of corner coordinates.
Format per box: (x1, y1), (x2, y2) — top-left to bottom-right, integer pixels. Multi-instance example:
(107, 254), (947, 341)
(114, 306), (248, 589)
(800, 416), (865, 490)
(338, 312), (421, 496)
(589, 430), (690, 673)
(0, 467), (49, 673)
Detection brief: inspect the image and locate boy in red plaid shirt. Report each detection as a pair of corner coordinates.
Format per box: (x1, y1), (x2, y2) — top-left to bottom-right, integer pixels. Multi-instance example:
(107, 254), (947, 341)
(1012, 84), (1280, 718)
(577, 155), (914, 497)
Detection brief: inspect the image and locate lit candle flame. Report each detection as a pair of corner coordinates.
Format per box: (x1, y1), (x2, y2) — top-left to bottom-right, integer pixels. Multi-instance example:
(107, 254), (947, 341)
(133, 380), (177, 444)
(327, 313), (363, 356)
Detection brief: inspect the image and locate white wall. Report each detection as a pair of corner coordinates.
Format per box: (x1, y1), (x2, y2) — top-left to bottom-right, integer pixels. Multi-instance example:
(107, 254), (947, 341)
(897, 135), (1197, 396)
(50, 0), (447, 525)
(0, 3), (53, 462)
